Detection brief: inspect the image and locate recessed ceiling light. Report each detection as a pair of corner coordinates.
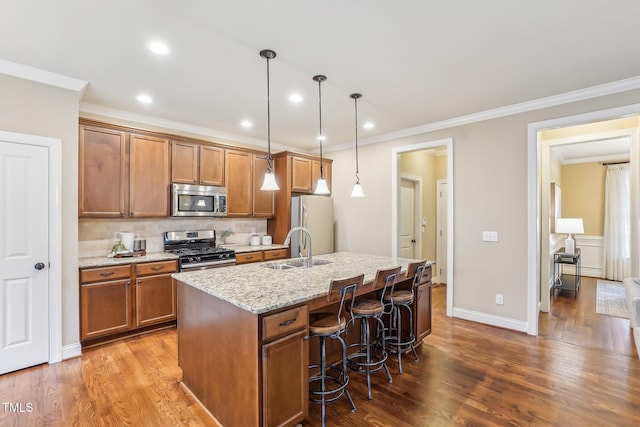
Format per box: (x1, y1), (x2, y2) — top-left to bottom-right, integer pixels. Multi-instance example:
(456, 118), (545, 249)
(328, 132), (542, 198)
(316, 135), (326, 141)
(363, 121), (375, 129)
(289, 93), (303, 103)
(136, 94), (153, 104)
(148, 41), (170, 55)
(240, 120), (253, 128)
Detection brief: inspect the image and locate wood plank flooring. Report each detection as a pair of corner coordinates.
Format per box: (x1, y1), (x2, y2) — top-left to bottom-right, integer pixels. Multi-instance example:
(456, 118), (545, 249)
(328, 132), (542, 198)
(2, 282), (639, 426)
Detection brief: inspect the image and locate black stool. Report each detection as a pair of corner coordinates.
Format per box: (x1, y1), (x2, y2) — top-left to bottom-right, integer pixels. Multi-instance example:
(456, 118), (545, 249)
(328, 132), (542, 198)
(346, 266), (400, 400)
(383, 261), (426, 373)
(309, 274), (364, 427)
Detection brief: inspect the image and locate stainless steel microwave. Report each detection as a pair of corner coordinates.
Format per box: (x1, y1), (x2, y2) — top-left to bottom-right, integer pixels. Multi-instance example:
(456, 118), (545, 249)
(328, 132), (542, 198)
(171, 183), (227, 217)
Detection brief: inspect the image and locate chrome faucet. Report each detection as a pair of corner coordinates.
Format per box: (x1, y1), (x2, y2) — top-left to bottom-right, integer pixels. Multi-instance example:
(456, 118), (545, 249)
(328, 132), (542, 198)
(283, 227), (313, 267)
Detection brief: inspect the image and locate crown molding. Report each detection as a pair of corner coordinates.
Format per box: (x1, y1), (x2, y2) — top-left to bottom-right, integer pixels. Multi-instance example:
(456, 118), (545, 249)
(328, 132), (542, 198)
(80, 102), (296, 153)
(0, 59), (87, 93)
(325, 75), (640, 153)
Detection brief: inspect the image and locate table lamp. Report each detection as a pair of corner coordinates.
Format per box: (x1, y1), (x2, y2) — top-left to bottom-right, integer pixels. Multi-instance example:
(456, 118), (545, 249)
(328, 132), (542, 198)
(555, 218), (584, 254)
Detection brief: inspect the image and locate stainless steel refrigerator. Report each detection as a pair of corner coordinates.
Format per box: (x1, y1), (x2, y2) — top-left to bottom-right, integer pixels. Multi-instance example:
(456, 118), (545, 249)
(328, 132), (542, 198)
(290, 195), (334, 256)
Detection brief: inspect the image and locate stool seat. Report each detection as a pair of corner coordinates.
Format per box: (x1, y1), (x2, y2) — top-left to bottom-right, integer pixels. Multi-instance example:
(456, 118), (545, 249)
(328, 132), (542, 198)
(384, 290), (412, 303)
(309, 313), (347, 335)
(352, 299), (383, 316)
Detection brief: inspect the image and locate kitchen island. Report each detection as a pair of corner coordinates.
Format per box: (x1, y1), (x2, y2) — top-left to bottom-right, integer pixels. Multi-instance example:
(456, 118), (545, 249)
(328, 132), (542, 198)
(173, 252), (428, 427)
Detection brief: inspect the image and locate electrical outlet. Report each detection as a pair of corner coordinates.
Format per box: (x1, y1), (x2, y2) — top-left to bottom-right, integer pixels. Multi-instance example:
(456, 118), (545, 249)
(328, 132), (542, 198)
(483, 231), (498, 242)
(496, 293), (504, 305)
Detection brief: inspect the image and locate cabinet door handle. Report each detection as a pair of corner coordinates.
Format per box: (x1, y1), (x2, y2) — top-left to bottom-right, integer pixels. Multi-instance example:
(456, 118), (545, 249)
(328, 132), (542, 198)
(126, 281), (131, 286)
(279, 317), (297, 327)
(100, 271), (115, 277)
(246, 255), (254, 260)
(151, 266), (164, 271)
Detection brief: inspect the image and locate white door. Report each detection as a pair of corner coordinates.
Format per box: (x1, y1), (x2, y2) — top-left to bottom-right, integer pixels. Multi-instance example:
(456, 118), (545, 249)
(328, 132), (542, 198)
(436, 180), (448, 284)
(0, 140), (50, 374)
(399, 179), (416, 258)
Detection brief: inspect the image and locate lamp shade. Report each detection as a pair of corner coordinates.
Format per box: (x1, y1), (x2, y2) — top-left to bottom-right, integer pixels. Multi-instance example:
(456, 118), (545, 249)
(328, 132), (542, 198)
(555, 218), (584, 234)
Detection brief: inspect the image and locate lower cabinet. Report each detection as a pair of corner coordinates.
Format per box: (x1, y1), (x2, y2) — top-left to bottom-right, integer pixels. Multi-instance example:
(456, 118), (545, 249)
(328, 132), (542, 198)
(236, 248), (288, 265)
(414, 266), (433, 343)
(80, 260), (178, 342)
(262, 328), (309, 427)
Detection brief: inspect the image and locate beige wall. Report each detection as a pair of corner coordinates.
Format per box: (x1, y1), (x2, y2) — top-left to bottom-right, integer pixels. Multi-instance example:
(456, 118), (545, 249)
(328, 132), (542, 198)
(0, 74), (81, 347)
(561, 162), (606, 236)
(330, 88), (640, 324)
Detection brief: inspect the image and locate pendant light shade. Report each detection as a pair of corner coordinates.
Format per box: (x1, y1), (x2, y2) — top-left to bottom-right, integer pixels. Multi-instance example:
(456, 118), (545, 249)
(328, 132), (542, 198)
(313, 74), (331, 195)
(350, 93), (364, 197)
(259, 49), (279, 191)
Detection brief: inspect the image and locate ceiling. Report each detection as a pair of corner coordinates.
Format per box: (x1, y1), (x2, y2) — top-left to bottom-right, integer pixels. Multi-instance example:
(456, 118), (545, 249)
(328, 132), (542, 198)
(552, 136), (631, 165)
(2, 1), (640, 153)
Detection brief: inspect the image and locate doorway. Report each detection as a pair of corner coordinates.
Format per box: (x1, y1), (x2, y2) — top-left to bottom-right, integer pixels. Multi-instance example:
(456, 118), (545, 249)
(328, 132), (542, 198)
(0, 131), (63, 373)
(526, 104), (640, 335)
(436, 179), (448, 284)
(392, 138), (454, 317)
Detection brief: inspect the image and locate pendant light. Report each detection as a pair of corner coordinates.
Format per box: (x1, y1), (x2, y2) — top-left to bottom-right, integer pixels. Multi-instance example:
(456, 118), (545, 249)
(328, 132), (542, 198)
(313, 74), (330, 195)
(259, 49), (279, 191)
(350, 93), (364, 197)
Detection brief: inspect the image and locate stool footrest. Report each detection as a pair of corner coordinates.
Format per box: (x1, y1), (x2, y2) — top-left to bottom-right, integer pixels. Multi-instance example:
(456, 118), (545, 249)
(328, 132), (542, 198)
(309, 372), (350, 404)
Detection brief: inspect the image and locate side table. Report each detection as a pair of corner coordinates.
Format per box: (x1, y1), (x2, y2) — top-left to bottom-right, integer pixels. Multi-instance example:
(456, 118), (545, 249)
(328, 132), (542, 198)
(553, 247), (581, 298)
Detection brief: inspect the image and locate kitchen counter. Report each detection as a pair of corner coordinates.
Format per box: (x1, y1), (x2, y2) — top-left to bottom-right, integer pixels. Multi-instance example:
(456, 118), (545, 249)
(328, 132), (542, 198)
(78, 252), (178, 268)
(172, 251), (424, 314)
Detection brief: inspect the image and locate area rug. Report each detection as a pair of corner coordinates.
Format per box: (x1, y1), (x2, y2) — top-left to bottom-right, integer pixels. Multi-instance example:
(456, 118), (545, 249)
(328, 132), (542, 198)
(596, 280), (629, 319)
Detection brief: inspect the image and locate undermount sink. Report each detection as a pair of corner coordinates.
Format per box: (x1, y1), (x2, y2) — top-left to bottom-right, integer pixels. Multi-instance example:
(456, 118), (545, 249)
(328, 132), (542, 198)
(261, 259), (332, 270)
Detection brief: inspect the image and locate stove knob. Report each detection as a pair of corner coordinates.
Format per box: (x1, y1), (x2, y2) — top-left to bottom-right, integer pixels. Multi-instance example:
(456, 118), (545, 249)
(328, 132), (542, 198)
(188, 257), (195, 263)
(196, 256), (202, 262)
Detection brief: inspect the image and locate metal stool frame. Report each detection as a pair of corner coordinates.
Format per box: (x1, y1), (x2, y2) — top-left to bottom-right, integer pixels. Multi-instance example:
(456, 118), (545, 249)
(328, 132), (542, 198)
(346, 266), (400, 400)
(309, 274), (364, 427)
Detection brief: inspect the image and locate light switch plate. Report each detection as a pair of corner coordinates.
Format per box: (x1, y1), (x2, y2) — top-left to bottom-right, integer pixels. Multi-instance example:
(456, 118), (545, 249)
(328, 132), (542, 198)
(483, 231), (498, 242)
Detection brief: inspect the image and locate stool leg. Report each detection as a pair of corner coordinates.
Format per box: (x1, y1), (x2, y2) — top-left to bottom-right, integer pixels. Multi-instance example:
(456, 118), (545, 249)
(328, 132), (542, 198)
(337, 335), (356, 412)
(407, 303), (419, 363)
(376, 316), (393, 384)
(320, 335), (327, 427)
(395, 305), (404, 374)
(363, 319), (373, 400)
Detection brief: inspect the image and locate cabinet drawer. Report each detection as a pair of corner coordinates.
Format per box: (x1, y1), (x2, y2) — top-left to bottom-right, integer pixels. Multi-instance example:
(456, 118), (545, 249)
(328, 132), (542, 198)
(263, 249), (287, 261)
(135, 260), (178, 276)
(236, 251), (264, 264)
(80, 265), (131, 284)
(262, 305), (308, 342)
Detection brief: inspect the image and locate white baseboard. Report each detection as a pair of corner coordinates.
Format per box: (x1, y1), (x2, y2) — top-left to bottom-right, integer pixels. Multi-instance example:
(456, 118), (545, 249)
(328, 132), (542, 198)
(61, 342), (82, 360)
(453, 307), (529, 333)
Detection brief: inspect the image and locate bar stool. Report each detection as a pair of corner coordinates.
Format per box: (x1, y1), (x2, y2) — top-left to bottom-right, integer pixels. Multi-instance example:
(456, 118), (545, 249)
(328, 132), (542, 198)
(346, 266), (400, 400)
(383, 260), (426, 374)
(309, 274), (364, 427)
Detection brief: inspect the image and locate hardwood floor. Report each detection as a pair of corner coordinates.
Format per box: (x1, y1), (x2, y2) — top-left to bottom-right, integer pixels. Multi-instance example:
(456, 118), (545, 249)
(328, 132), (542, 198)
(2, 283), (640, 426)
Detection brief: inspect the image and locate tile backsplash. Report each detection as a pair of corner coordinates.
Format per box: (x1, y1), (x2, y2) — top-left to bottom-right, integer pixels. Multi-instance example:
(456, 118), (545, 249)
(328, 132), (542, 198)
(79, 218), (268, 258)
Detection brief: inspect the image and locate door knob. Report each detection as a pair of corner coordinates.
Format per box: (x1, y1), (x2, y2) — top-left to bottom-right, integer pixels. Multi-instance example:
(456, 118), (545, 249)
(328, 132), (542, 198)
(34, 262), (46, 270)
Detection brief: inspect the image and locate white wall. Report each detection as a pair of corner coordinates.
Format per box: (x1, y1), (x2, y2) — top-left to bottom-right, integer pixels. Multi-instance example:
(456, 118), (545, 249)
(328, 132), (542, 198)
(329, 88), (640, 327)
(0, 74), (81, 347)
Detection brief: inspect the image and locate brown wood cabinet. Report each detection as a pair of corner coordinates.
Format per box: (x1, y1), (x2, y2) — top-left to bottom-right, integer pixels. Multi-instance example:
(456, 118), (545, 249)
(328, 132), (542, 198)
(291, 156), (313, 192)
(78, 125), (127, 217)
(80, 260), (178, 343)
(414, 265), (433, 344)
(171, 141), (225, 186)
(225, 149), (274, 218)
(79, 123), (171, 218)
(236, 248), (288, 265)
(135, 261), (177, 327)
(129, 133), (170, 217)
(80, 265), (133, 340)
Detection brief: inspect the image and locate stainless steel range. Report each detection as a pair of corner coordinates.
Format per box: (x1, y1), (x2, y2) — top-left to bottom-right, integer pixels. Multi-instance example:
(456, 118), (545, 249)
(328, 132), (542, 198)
(164, 229), (236, 271)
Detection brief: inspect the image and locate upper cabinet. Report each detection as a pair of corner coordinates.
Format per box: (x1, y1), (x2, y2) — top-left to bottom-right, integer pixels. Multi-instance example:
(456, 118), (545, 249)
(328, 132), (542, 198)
(79, 125), (127, 217)
(129, 133), (170, 217)
(225, 149), (274, 218)
(79, 123), (170, 218)
(171, 141), (224, 186)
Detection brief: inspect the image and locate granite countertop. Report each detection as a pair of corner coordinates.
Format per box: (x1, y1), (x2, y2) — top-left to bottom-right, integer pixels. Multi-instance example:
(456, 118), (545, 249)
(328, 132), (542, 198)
(79, 252), (179, 268)
(220, 243), (288, 253)
(173, 252), (432, 314)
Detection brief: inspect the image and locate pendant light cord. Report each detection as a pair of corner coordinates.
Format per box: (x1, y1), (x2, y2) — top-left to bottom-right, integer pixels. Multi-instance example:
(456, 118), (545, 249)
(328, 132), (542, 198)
(317, 77), (324, 179)
(266, 55), (273, 172)
(354, 95), (359, 183)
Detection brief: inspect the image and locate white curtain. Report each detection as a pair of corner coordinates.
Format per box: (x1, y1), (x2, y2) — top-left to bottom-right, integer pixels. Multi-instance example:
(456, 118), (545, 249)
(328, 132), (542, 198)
(603, 163), (631, 281)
